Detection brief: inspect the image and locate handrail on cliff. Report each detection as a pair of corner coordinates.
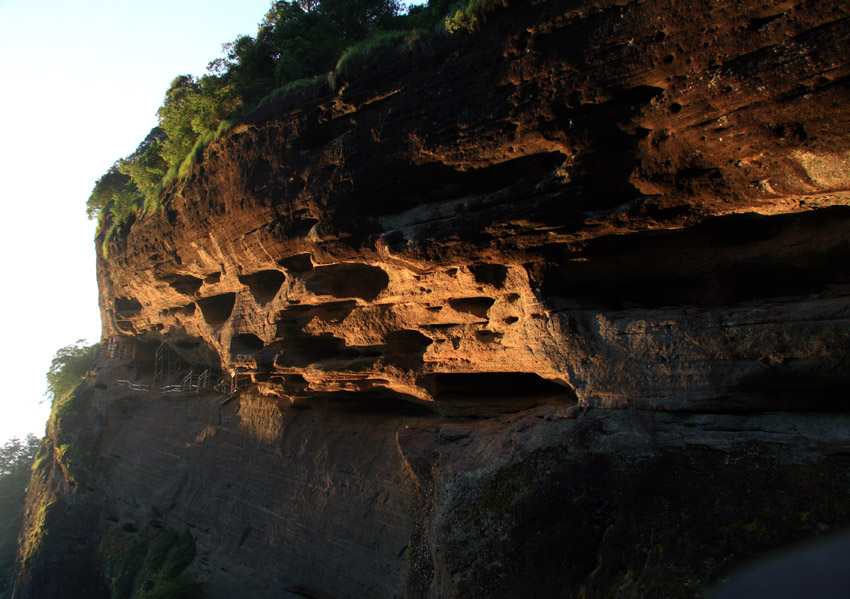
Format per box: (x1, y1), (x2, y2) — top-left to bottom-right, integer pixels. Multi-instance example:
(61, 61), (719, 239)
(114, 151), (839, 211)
(106, 340), (230, 397)
(116, 379), (151, 392)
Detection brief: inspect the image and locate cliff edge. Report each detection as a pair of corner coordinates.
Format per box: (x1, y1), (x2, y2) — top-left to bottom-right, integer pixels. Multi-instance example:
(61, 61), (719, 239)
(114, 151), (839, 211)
(14, 0), (850, 597)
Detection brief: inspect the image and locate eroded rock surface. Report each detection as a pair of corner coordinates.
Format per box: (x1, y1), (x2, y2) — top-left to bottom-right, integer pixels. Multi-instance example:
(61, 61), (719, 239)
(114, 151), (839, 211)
(14, 0), (850, 597)
(98, 0), (850, 412)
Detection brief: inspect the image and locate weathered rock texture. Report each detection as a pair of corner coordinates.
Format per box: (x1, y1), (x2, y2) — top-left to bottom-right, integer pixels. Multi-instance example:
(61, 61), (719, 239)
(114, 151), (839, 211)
(15, 0), (850, 597)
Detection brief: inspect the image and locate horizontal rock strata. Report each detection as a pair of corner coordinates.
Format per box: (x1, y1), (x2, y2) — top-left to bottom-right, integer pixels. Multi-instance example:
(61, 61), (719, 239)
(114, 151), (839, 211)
(15, 0), (850, 597)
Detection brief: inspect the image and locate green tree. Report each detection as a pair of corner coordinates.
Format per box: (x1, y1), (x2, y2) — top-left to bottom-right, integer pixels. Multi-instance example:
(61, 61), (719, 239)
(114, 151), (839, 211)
(116, 127), (168, 207)
(318, 0), (402, 40)
(157, 76), (237, 172)
(46, 340), (98, 405)
(0, 434), (41, 594)
(86, 164), (131, 220)
(88, 0), (418, 226)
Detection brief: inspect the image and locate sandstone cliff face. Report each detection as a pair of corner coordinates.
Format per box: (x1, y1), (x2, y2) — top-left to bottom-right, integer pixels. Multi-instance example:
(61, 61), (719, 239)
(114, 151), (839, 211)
(15, 0), (850, 597)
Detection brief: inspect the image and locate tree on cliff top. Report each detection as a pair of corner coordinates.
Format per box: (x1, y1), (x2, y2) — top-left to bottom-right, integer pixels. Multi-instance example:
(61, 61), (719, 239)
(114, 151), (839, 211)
(45, 340), (98, 406)
(89, 0), (403, 229)
(88, 0), (501, 234)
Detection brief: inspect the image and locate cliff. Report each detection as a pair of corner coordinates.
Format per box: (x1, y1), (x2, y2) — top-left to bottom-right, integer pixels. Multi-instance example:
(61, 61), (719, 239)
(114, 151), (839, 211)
(14, 0), (850, 597)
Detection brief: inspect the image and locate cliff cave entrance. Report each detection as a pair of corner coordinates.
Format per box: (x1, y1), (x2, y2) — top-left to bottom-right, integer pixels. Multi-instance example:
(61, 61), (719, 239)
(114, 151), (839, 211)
(197, 293), (236, 328)
(428, 373), (576, 401)
(306, 263), (389, 301)
(230, 333), (265, 356)
(422, 373), (576, 417)
(239, 270), (286, 305)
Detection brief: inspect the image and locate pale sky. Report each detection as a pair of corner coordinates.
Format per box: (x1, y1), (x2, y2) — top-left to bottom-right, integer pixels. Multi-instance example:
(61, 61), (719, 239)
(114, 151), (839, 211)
(0, 0), (426, 444)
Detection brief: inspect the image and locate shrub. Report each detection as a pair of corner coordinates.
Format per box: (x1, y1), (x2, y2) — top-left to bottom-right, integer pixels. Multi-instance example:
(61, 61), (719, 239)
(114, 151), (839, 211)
(112, 538), (149, 599)
(253, 76), (326, 110)
(333, 30), (410, 81)
(101, 527), (203, 599)
(88, 0), (513, 237)
(87, 165), (130, 220)
(0, 435), (41, 593)
(444, 0), (506, 33)
(45, 341), (98, 415)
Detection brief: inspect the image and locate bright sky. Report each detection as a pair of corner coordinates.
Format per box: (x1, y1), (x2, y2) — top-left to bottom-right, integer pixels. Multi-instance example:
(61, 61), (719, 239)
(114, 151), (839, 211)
(0, 0), (424, 444)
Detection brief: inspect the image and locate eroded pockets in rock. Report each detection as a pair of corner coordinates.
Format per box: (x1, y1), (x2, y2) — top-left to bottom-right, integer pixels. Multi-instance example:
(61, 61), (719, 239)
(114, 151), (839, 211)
(167, 275), (204, 297)
(238, 270), (286, 305)
(449, 297), (496, 318)
(541, 208), (850, 309)
(114, 297), (142, 317)
(470, 263), (509, 288)
(230, 333), (265, 357)
(425, 372), (576, 402)
(304, 263), (389, 301)
(197, 293), (237, 328)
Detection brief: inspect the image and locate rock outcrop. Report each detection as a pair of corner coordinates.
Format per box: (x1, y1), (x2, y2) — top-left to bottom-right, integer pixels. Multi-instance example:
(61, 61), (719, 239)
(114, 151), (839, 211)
(14, 0), (850, 597)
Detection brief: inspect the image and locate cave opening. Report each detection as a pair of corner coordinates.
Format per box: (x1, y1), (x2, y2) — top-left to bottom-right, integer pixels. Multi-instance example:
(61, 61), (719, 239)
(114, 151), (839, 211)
(274, 334), (346, 366)
(449, 297), (496, 318)
(278, 253), (314, 273)
(230, 333), (265, 356)
(470, 263), (509, 288)
(541, 208), (850, 308)
(197, 293), (236, 328)
(305, 263), (389, 301)
(239, 270), (286, 305)
(385, 330), (432, 356)
(167, 275), (203, 296)
(428, 373), (575, 401)
(114, 297), (142, 316)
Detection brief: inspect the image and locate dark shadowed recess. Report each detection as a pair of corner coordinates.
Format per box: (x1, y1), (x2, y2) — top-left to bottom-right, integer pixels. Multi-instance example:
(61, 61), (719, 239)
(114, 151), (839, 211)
(127, 340), (163, 379)
(385, 330), (432, 356)
(426, 373), (575, 400)
(230, 333), (265, 356)
(273, 334), (347, 366)
(470, 263), (509, 288)
(305, 263), (389, 301)
(335, 152), (567, 218)
(267, 328), (384, 370)
(419, 373), (577, 418)
(167, 274), (203, 296)
(197, 293), (237, 327)
(114, 297), (142, 316)
(729, 357), (850, 411)
(303, 390), (435, 416)
(274, 301), (358, 333)
(239, 270), (286, 305)
(449, 297), (496, 318)
(278, 253), (314, 273)
(540, 207), (850, 308)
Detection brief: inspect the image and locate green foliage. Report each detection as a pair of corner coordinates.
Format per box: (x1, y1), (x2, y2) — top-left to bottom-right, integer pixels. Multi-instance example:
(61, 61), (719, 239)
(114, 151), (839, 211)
(157, 531), (196, 582)
(87, 165), (130, 220)
(141, 571), (204, 599)
(136, 530), (178, 595)
(112, 538), (149, 599)
(157, 75), (239, 173)
(444, 0), (505, 33)
(253, 76), (325, 110)
(90, 0), (509, 238)
(0, 435), (41, 594)
(101, 527), (202, 599)
(45, 340), (98, 421)
(117, 128), (169, 208)
(89, 129), (168, 232)
(402, 0), (458, 30)
(334, 29), (410, 80)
